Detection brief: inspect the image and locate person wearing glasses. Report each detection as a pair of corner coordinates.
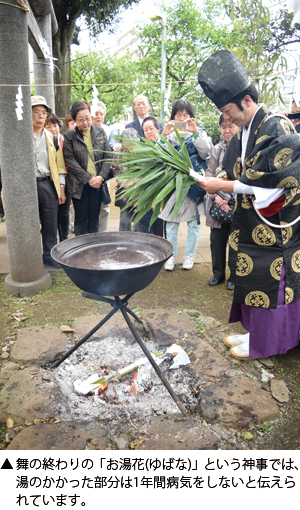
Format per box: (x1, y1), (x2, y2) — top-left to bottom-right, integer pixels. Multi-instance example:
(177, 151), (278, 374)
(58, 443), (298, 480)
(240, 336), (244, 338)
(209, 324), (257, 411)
(91, 101), (111, 233)
(63, 100), (111, 236)
(31, 96), (66, 268)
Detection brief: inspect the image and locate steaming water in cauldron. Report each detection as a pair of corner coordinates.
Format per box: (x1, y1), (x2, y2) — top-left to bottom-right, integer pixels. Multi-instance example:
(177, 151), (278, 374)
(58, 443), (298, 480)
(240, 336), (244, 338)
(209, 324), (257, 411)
(51, 232), (173, 296)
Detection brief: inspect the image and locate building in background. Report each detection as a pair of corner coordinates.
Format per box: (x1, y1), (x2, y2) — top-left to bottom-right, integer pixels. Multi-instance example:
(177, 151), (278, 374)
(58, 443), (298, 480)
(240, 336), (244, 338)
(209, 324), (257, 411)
(281, 52), (300, 108)
(113, 28), (143, 59)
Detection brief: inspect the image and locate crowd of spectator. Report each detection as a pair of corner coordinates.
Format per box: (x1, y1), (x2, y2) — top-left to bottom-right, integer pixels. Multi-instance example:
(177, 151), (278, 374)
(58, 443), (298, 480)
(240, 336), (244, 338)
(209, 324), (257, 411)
(16, 92), (214, 272)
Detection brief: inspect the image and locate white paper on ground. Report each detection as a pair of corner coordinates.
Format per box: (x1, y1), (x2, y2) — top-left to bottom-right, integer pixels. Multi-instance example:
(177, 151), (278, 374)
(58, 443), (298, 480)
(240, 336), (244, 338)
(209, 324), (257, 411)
(137, 354), (165, 370)
(165, 343), (190, 369)
(73, 373), (101, 395)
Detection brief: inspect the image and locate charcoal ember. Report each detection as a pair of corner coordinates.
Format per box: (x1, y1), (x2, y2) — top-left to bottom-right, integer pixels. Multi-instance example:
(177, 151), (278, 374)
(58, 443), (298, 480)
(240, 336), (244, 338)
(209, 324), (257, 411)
(136, 366), (153, 392)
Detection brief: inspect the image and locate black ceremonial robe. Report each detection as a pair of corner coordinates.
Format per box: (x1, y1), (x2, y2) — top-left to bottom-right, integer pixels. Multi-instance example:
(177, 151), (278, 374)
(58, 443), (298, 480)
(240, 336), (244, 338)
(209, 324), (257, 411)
(217, 104), (300, 309)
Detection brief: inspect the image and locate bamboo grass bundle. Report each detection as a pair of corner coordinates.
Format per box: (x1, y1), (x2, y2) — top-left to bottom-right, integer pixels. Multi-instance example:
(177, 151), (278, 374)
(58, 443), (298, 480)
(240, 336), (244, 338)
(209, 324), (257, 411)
(114, 127), (204, 226)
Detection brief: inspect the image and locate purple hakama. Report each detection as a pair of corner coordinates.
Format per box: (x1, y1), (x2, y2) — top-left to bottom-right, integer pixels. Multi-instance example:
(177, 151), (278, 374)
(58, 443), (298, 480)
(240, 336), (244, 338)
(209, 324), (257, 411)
(229, 260), (300, 358)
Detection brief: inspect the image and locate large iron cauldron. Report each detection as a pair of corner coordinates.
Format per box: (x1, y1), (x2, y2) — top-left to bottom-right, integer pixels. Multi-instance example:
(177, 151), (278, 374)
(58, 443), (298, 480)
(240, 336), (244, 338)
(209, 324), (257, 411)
(51, 232), (173, 296)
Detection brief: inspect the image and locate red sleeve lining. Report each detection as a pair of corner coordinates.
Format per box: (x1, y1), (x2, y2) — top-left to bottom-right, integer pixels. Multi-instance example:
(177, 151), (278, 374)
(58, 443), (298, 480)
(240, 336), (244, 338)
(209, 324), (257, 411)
(258, 194), (285, 217)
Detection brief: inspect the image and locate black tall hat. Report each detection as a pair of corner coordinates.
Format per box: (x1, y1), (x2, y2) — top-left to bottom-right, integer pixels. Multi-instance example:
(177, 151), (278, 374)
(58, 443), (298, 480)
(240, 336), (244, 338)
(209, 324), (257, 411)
(198, 50), (251, 109)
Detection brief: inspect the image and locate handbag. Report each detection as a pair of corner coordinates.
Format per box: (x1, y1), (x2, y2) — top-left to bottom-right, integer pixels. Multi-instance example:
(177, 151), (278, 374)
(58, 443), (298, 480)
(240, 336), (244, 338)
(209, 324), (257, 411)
(210, 200), (234, 223)
(100, 181), (111, 205)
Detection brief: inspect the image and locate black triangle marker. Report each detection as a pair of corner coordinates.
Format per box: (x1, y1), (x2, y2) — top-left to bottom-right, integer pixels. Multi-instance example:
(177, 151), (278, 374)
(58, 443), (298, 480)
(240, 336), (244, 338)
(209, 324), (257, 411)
(1, 458), (13, 469)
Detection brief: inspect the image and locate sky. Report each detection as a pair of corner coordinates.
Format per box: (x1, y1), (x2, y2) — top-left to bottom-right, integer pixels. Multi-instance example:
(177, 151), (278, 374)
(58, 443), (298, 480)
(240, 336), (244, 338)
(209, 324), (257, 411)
(73, 0), (163, 54)
(73, 0), (296, 53)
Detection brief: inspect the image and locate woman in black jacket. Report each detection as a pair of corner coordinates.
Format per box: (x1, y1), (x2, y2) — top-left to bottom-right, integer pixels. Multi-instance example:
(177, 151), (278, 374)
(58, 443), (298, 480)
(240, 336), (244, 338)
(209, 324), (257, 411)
(63, 101), (111, 236)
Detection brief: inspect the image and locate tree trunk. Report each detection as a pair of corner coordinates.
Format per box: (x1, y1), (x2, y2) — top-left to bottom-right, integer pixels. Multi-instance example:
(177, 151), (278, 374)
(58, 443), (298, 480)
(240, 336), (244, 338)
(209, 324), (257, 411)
(52, 29), (71, 120)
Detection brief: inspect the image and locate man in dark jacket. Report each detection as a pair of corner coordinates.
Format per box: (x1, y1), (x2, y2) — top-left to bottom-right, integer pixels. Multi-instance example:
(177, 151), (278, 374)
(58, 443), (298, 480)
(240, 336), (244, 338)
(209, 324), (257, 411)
(126, 95), (162, 139)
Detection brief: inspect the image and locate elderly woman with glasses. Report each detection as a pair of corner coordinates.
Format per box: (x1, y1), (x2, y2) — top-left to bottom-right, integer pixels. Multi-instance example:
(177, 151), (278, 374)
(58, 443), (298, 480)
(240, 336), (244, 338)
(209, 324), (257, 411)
(63, 100), (111, 236)
(91, 100), (111, 233)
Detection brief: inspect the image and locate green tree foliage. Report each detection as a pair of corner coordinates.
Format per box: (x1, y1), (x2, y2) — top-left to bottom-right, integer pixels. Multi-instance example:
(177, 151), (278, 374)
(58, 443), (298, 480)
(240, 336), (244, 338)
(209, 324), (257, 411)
(70, 51), (138, 124)
(134, 0), (228, 140)
(132, 0), (300, 141)
(68, 0), (300, 143)
(52, 0), (140, 118)
(224, 0), (300, 104)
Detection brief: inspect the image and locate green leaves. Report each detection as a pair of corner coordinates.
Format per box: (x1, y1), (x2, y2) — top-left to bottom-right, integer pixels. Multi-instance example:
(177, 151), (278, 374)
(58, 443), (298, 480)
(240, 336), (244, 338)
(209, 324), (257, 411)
(176, 171), (183, 207)
(70, 49), (138, 124)
(115, 128), (200, 226)
(224, 0), (300, 107)
(69, 0), (300, 133)
(152, 178), (175, 206)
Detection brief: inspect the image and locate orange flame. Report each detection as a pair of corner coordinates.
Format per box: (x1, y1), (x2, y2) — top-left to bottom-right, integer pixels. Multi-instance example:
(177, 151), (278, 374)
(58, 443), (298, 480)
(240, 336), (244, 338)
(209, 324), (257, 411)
(97, 383), (108, 394)
(129, 370), (138, 395)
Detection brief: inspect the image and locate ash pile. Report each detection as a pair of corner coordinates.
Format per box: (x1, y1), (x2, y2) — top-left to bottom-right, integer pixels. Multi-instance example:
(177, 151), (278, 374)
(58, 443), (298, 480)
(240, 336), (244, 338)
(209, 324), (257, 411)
(48, 334), (196, 427)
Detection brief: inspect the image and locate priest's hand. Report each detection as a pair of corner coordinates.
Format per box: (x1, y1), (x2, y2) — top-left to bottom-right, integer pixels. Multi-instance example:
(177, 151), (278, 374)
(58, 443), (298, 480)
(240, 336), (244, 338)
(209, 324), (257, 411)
(200, 177), (235, 194)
